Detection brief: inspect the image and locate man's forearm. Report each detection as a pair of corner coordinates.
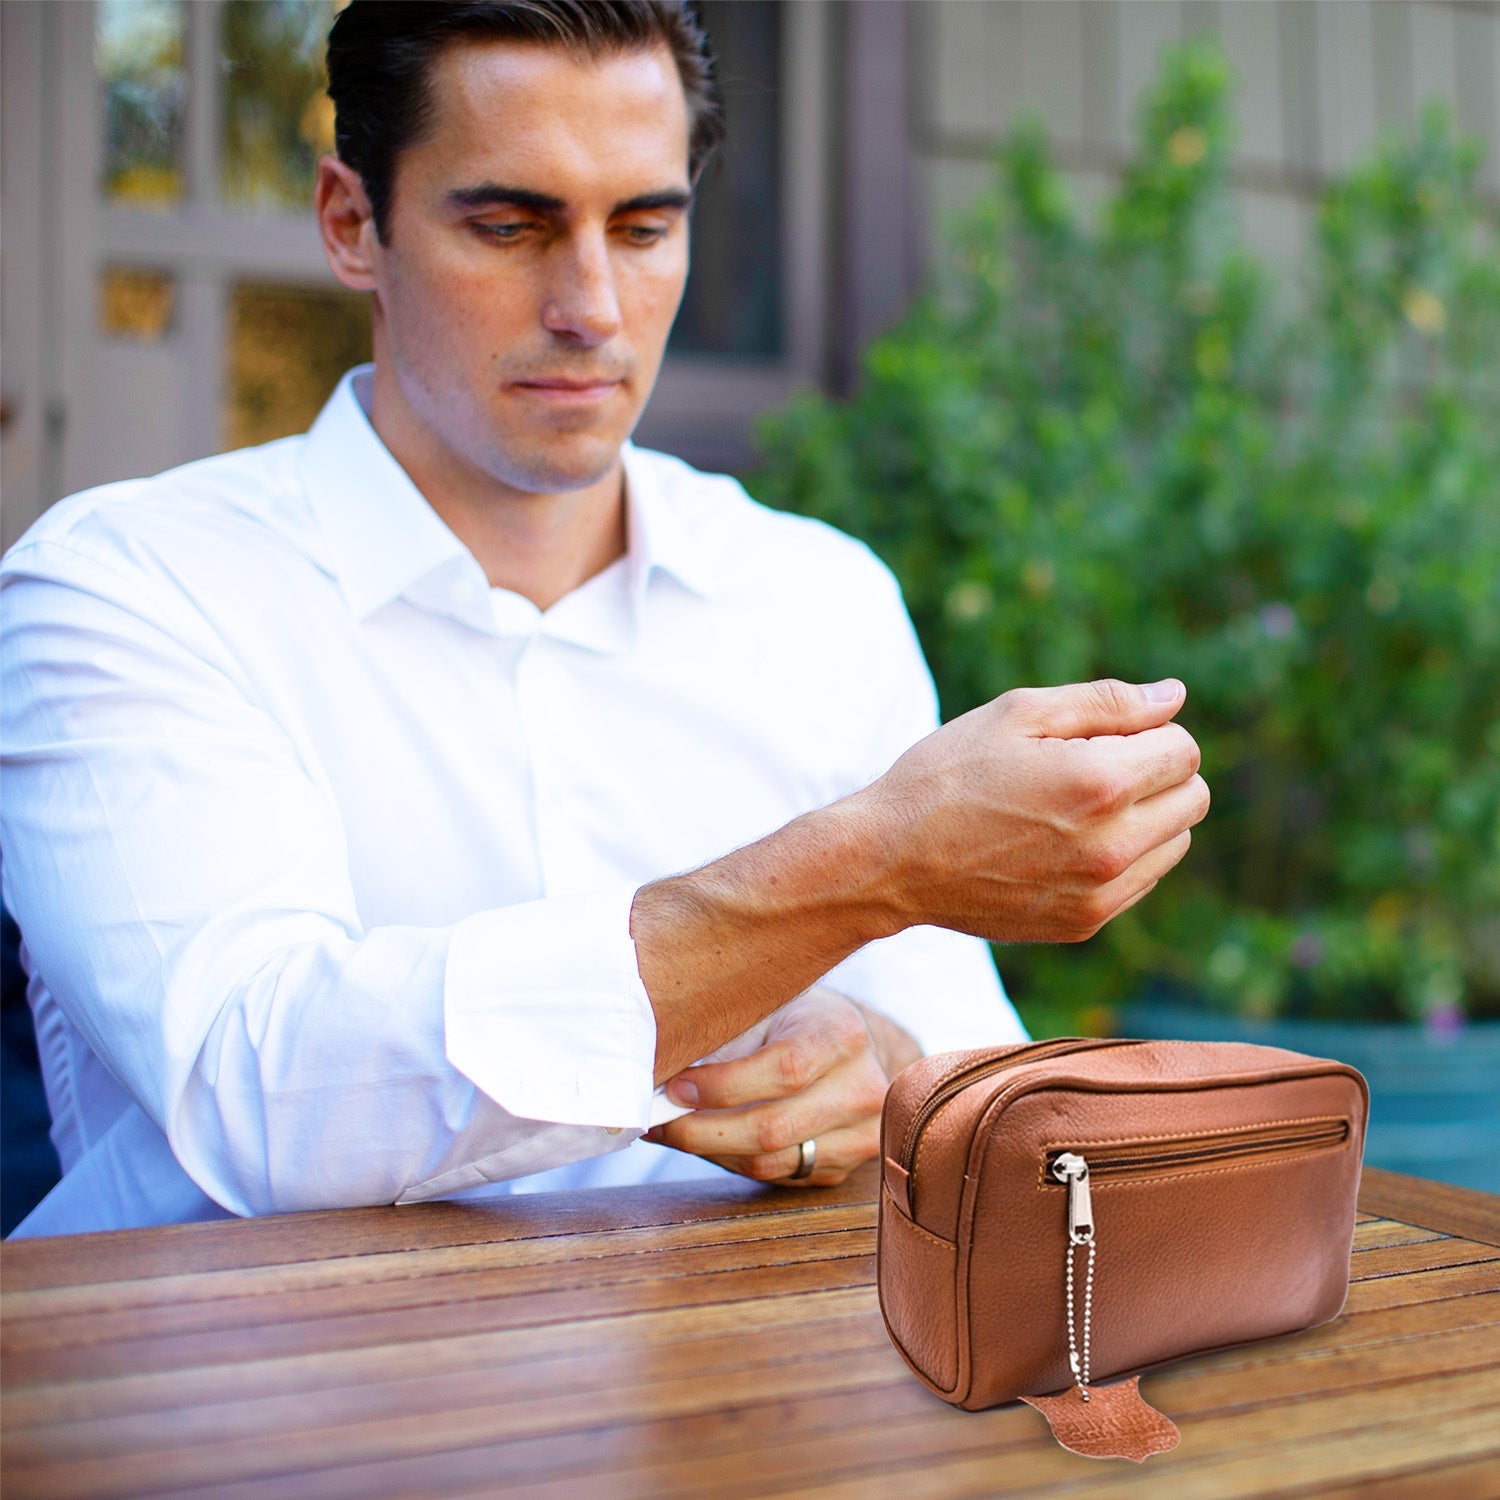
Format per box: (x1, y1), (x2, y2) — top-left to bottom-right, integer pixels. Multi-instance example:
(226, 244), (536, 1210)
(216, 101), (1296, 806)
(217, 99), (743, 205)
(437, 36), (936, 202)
(633, 791), (904, 1085)
(634, 679), (1210, 1086)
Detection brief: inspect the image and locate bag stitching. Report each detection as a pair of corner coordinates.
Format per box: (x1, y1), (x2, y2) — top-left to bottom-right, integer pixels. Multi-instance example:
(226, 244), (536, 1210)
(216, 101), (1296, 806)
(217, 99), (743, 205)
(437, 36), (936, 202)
(882, 1188), (958, 1251)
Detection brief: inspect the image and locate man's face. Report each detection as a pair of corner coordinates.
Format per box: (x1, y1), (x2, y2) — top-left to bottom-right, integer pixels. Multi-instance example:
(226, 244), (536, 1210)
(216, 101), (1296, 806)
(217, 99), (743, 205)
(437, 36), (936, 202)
(370, 41), (693, 493)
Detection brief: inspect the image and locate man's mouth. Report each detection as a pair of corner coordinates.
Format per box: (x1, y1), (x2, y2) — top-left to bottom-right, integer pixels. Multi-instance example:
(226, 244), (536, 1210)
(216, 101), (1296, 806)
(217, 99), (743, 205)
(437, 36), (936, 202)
(511, 376), (625, 404)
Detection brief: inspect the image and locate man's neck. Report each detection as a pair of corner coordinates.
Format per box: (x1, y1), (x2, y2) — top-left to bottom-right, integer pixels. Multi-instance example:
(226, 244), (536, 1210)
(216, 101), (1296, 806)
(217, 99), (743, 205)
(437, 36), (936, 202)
(364, 366), (628, 614)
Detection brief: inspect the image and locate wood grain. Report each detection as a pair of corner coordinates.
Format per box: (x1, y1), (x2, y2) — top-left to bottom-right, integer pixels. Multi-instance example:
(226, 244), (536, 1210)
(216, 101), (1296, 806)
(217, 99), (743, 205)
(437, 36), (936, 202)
(2, 1162), (1496, 1499)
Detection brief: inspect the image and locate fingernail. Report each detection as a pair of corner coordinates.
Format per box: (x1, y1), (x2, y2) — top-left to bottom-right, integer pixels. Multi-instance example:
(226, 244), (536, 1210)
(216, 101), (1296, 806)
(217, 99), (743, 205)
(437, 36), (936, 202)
(668, 1079), (698, 1107)
(1142, 679), (1183, 704)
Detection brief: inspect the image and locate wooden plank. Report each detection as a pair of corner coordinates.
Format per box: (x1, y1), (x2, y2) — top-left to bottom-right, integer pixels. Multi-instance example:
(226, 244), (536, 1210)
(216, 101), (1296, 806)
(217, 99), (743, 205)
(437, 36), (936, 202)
(1358, 1167), (1500, 1247)
(2, 1225), (875, 1355)
(0, 1343), (913, 1499)
(1, 1289), (876, 1426)
(84, 1385), (982, 1500)
(1344, 1257), (1500, 1314)
(161, 1326), (1500, 1500)
(1310, 1454), (1500, 1500)
(12, 1327), (1498, 1500)
(4, 1166), (1493, 1500)
(1, 1252), (878, 1387)
(1, 1207), (876, 1327)
(1349, 1218), (1446, 1251)
(0, 1168), (879, 1293)
(711, 1371), (1500, 1500)
(5, 1248), (1494, 1482)
(6, 1221), (1491, 1398)
(12, 1282), (1493, 1441)
(14, 1293), (1494, 1475)
(1347, 1236), (1499, 1282)
(8, 1302), (1488, 1500)
(0, 1306), (892, 1456)
(0, 1196), (1463, 1350)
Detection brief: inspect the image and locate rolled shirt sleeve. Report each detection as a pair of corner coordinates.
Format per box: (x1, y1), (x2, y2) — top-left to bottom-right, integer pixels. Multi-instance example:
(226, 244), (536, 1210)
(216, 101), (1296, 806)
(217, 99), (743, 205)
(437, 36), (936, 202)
(444, 882), (658, 1130)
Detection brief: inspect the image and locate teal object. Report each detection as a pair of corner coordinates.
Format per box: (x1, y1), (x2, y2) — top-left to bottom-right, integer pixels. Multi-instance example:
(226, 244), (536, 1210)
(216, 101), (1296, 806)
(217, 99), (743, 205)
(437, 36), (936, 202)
(1118, 1004), (1500, 1195)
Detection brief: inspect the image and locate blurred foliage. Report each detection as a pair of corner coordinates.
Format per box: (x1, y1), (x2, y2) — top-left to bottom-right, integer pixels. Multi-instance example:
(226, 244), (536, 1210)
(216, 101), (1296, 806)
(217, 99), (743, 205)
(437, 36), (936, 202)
(750, 43), (1500, 1024)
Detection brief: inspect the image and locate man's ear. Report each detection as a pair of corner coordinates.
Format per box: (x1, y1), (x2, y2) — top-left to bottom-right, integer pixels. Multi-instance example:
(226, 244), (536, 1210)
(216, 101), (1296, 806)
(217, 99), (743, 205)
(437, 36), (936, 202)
(315, 156), (380, 292)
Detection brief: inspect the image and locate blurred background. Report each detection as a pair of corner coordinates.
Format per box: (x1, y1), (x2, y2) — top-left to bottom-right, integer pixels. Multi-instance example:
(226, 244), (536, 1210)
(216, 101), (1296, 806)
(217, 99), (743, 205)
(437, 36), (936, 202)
(2, 2), (1497, 1227)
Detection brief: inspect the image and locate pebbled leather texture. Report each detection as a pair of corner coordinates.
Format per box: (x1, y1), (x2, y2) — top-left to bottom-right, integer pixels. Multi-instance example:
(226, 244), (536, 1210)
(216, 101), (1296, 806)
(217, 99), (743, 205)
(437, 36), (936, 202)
(876, 1039), (1369, 1424)
(1020, 1376), (1181, 1461)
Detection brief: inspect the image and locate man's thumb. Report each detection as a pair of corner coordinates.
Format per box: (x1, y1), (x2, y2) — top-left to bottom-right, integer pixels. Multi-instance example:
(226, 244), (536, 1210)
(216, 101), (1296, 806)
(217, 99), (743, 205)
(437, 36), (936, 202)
(1015, 678), (1185, 739)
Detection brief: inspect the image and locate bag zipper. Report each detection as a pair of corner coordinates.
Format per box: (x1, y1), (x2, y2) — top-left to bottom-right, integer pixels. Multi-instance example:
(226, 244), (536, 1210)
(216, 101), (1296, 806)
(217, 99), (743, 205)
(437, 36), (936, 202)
(1043, 1117), (1350, 1190)
(897, 1037), (1140, 1178)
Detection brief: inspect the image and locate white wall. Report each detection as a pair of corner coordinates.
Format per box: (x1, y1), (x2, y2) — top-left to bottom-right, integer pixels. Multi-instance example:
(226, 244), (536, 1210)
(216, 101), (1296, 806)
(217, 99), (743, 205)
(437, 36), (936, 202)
(914, 1), (1500, 267)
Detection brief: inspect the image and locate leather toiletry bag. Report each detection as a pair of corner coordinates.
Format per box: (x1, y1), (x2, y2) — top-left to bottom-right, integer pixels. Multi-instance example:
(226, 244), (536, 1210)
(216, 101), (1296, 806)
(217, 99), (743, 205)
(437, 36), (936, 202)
(877, 1038), (1368, 1456)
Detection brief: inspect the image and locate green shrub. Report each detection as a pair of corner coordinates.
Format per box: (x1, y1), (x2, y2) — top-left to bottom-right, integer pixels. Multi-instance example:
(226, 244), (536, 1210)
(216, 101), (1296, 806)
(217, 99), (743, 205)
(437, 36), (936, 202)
(749, 43), (1500, 1024)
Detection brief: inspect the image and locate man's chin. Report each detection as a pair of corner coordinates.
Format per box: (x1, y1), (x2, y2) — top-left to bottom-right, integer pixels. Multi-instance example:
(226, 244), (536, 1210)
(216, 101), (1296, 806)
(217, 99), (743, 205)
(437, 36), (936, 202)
(486, 429), (631, 496)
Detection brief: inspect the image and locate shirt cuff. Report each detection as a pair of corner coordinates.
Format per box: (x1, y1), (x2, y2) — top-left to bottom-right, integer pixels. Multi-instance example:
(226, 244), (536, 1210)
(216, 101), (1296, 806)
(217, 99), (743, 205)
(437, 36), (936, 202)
(444, 882), (658, 1130)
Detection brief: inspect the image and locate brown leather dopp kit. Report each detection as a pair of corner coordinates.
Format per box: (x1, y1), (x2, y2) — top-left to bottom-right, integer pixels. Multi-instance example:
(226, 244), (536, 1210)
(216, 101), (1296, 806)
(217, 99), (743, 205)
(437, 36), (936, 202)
(876, 1038), (1369, 1461)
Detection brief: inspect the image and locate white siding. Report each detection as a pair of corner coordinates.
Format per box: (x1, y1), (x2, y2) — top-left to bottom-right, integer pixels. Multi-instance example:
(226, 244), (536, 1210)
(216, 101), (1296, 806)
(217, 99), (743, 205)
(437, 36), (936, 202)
(915, 1), (1499, 270)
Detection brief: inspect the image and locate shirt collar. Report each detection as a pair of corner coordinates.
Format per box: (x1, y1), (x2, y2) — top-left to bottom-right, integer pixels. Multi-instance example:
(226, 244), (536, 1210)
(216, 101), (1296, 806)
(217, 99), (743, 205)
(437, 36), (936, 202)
(299, 366), (719, 638)
(299, 367), (485, 627)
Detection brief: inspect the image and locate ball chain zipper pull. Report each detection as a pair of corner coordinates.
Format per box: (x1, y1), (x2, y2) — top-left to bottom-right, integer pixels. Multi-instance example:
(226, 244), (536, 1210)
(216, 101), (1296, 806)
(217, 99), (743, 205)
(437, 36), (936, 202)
(1051, 1151), (1096, 1402)
(1022, 1148), (1180, 1459)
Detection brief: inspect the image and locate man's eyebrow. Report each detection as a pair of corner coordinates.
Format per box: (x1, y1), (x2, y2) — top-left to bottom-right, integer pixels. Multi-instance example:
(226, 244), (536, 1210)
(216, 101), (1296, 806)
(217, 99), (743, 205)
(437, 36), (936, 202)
(446, 184), (567, 213)
(445, 183), (692, 215)
(614, 189), (693, 214)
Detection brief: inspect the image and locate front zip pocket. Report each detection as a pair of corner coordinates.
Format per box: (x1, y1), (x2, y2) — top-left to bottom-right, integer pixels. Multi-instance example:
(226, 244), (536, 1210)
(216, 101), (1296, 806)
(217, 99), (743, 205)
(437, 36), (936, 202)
(1042, 1117), (1351, 1188)
(1042, 1116), (1350, 1404)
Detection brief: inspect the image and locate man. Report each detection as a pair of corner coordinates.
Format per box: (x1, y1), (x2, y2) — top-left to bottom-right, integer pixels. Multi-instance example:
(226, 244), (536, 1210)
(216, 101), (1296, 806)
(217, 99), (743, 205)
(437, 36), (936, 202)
(0, 1), (1207, 1236)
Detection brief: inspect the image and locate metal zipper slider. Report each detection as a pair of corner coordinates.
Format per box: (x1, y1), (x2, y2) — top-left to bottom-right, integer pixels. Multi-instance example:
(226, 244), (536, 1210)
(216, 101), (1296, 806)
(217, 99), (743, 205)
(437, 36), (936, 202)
(1052, 1151), (1097, 1402)
(1052, 1151), (1094, 1243)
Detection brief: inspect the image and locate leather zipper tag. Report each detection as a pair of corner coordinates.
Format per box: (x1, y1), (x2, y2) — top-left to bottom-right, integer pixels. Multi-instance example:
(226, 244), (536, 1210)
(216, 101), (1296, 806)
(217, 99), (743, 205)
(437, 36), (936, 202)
(1020, 1376), (1180, 1461)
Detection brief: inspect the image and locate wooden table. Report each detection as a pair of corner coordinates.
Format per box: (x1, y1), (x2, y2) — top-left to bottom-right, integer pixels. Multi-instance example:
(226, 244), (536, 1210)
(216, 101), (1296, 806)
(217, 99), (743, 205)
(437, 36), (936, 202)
(3, 1164), (1498, 1498)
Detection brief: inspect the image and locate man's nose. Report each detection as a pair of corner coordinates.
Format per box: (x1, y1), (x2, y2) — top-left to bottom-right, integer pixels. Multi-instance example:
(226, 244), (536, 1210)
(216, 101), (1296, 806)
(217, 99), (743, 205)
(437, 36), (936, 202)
(541, 232), (623, 347)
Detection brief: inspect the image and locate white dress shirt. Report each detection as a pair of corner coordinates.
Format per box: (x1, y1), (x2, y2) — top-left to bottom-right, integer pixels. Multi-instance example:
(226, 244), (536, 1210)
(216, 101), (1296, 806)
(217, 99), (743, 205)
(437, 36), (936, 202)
(0, 367), (1025, 1237)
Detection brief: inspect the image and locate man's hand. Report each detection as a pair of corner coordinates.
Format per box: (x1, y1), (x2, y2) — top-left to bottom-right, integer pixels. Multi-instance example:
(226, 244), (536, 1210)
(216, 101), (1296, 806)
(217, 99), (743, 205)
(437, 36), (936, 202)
(859, 677), (1210, 944)
(642, 986), (921, 1186)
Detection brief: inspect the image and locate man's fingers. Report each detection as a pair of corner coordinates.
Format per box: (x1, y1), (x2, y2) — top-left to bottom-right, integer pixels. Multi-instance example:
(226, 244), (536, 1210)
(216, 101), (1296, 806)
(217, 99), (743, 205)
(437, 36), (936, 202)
(666, 1003), (867, 1110)
(1122, 771), (1211, 848)
(1085, 722), (1203, 806)
(1092, 828), (1194, 928)
(696, 1118), (880, 1188)
(1002, 678), (1186, 741)
(656, 1051), (887, 1161)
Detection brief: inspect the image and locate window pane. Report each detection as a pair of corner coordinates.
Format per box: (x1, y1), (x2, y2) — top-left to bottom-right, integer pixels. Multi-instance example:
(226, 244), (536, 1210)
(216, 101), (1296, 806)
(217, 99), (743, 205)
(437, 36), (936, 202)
(99, 267), (177, 341)
(97, 0), (186, 206)
(220, 1), (338, 210)
(226, 283), (371, 449)
(670, 1), (783, 358)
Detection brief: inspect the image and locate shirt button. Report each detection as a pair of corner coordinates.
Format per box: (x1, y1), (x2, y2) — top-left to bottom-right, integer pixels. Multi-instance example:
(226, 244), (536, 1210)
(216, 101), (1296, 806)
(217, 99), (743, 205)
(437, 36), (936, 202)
(604, 1126), (623, 1136)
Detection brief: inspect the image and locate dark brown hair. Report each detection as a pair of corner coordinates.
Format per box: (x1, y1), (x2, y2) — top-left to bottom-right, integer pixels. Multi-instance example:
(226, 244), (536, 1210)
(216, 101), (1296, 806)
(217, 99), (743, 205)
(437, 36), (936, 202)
(326, 1), (724, 242)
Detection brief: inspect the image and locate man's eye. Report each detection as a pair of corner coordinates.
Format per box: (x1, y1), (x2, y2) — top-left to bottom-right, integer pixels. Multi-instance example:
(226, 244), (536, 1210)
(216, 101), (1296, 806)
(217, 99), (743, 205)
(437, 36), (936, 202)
(620, 224), (668, 245)
(474, 222), (532, 242)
